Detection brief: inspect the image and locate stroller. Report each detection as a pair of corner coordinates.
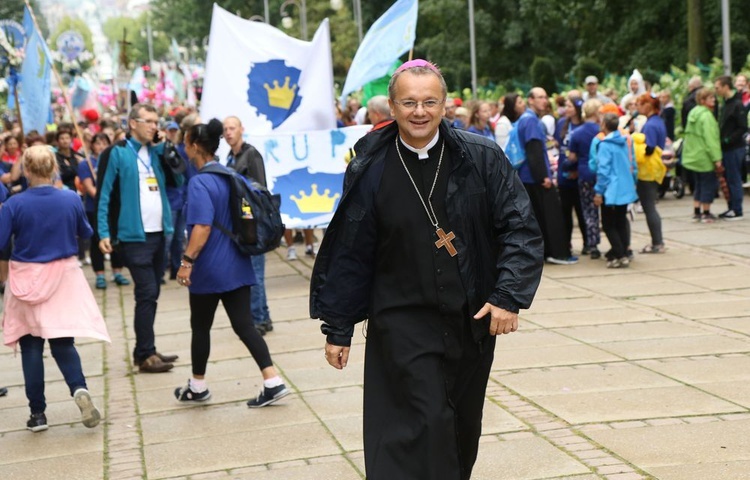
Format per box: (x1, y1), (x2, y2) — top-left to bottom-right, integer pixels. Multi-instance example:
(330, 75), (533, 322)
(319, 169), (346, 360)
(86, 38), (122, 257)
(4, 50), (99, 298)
(659, 138), (685, 199)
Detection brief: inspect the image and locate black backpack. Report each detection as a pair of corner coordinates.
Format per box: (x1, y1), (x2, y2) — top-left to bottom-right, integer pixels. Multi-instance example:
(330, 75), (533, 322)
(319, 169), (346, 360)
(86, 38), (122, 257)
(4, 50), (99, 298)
(200, 164), (284, 255)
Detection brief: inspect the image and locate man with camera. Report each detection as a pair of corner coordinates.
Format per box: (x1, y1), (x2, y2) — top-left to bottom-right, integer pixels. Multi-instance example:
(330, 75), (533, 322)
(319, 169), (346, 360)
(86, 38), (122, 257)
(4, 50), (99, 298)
(97, 103), (184, 373)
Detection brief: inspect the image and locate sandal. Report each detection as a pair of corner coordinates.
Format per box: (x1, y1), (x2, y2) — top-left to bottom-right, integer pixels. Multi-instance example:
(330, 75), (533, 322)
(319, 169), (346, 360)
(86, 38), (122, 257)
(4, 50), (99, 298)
(640, 244), (667, 254)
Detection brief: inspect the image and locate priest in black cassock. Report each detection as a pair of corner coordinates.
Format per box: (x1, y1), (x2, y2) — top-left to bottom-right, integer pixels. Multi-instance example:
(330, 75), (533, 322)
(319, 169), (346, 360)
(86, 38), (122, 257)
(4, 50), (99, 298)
(311, 60), (544, 480)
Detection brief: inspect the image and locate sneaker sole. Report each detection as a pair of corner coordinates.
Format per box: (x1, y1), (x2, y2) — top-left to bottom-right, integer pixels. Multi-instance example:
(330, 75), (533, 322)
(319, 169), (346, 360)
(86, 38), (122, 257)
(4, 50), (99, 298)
(247, 388), (290, 408)
(27, 423), (49, 432)
(74, 390), (101, 428)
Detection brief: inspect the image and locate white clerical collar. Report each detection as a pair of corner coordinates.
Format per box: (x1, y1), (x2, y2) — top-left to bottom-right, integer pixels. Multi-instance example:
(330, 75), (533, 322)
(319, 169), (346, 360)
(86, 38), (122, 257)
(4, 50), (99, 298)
(399, 130), (440, 160)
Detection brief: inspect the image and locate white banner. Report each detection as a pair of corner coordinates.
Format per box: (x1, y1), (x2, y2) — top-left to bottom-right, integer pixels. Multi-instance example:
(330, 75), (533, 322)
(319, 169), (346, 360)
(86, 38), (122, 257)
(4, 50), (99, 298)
(201, 4), (336, 134)
(239, 125), (370, 228)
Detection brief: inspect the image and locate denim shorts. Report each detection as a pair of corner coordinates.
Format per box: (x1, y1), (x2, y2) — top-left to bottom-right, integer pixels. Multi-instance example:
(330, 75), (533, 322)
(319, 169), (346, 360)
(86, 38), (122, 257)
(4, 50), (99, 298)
(693, 170), (718, 204)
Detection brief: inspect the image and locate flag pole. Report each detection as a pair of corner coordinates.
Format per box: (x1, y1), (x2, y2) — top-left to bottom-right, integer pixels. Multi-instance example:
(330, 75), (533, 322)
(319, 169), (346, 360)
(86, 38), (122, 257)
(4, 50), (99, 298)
(23, 0), (90, 159)
(13, 81), (25, 144)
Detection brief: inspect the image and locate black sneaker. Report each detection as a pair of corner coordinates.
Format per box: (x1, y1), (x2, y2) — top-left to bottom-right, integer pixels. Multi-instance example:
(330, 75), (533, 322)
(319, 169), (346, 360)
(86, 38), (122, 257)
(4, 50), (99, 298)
(256, 320), (273, 333)
(174, 382), (212, 403)
(719, 210), (743, 221)
(590, 248), (601, 260)
(246, 384), (290, 408)
(27, 412), (48, 432)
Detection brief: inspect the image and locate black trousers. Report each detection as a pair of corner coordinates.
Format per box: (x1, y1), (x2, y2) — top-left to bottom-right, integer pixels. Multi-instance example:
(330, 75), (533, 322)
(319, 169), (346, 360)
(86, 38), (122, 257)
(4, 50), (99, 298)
(558, 186), (586, 250)
(524, 183), (570, 259)
(189, 286), (272, 376)
(601, 205), (630, 259)
(364, 308), (496, 480)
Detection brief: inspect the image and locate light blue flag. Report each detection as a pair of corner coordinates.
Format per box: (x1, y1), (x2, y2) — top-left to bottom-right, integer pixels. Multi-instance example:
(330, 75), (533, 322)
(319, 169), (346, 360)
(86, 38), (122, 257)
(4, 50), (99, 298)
(340, 0), (418, 106)
(19, 6), (51, 134)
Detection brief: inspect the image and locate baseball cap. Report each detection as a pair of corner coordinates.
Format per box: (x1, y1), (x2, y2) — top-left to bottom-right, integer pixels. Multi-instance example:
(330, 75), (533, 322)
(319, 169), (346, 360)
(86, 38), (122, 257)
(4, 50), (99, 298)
(585, 75), (599, 85)
(166, 121), (179, 130)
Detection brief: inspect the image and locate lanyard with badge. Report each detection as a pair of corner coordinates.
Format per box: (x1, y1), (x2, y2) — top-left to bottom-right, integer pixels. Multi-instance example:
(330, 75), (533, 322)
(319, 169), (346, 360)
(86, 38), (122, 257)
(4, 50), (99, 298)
(127, 141), (159, 192)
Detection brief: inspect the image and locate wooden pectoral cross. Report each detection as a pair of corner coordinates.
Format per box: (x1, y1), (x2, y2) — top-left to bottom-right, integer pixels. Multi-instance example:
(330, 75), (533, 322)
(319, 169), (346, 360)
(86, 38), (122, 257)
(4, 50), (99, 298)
(435, 228), (457, 257)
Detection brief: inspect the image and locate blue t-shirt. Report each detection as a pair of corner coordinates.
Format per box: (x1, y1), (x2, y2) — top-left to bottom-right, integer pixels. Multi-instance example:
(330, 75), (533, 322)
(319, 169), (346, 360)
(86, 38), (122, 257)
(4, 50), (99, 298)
(467, 125), (494, 141)
(78, 157), (97, 212)
(554, 118), (581, 189)
(186, 163), (256, 294)
(569, 122), (601, 184)
(642, 115), (667, 150)
(0, 186), (93, 262)
(516, 109), (550, 184)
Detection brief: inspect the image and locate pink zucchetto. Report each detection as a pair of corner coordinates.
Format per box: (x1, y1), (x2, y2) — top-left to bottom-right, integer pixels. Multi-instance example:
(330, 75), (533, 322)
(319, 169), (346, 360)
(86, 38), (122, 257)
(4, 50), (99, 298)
(394, 59), (441, 76)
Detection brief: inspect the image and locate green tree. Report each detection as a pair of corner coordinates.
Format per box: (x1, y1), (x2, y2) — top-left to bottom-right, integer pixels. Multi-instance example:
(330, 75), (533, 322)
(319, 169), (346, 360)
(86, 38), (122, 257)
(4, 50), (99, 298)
(530, 56), (557, 95)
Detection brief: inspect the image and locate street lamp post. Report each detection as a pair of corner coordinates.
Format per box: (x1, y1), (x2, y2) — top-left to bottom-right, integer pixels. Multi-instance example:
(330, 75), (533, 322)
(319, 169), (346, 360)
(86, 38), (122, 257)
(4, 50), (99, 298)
(353, 0), (363, 44)
(468, 0), (477, 99)
(264, 0), (270, 24)
(280, 0), (308, 41)
(721, 0), (731, 75)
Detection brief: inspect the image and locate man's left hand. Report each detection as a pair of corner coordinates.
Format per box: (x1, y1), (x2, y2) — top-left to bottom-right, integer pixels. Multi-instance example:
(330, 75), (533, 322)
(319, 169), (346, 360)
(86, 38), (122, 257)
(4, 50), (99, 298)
(473, 303), (518, 335)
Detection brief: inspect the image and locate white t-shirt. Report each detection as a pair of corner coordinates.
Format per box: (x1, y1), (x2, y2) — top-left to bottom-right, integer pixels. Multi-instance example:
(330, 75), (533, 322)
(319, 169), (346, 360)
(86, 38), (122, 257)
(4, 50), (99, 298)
(136, 145), (163, 232)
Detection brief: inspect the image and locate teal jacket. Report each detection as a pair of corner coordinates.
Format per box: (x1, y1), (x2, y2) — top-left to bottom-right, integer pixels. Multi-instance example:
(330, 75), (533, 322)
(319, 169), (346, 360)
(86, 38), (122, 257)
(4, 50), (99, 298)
(593, 131), (638, 206)
(682, 105), (722, 173)
(97, 139), (180, 242)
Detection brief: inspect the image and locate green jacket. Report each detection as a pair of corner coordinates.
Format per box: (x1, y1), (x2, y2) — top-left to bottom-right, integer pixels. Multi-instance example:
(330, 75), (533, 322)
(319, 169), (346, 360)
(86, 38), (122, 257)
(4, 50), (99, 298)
(97, 138), (178, 242)
(682, 105), (722, 173)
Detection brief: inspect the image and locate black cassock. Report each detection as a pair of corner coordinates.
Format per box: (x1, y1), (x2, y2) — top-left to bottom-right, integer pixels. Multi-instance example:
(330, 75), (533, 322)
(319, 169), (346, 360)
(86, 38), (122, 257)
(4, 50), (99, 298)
(364, 138), (496, 480)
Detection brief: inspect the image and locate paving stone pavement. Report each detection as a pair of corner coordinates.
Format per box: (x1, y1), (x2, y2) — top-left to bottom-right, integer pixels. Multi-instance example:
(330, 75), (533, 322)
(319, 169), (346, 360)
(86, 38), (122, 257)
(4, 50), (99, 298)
(2, 195), (750, 479)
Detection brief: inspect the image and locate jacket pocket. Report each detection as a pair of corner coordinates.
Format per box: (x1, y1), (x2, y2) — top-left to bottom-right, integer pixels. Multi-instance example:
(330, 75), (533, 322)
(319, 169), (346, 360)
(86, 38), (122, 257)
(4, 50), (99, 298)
(341, 202), (366, 248)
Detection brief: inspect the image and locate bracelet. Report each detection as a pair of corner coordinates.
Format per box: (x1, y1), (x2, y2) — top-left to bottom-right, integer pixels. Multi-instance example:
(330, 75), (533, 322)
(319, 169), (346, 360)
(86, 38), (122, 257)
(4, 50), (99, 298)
(182, 254), (194, 264)
(180, 261), (192, 269)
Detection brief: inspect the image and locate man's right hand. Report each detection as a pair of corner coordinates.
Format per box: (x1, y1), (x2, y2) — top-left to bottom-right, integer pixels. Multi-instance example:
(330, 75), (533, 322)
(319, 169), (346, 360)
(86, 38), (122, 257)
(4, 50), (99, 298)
(324, 342), (350, 370)
(542, 177), (553, 189)
(99, 238), (113, 254)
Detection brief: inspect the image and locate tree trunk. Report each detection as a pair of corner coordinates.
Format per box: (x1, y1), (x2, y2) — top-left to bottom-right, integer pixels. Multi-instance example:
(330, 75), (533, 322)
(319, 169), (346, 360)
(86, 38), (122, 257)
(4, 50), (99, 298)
(687, 0), (708, 64)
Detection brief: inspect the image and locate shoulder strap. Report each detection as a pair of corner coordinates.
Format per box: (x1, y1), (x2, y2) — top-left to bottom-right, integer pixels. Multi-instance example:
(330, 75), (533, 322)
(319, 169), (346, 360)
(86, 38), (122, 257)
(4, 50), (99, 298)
(198, 164), (238, 239)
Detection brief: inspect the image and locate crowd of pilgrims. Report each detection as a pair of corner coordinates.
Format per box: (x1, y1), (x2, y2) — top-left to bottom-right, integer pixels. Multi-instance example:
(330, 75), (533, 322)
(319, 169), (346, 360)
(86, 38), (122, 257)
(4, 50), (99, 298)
(340, 70), (750, 268)
(1, 71), (749, 281)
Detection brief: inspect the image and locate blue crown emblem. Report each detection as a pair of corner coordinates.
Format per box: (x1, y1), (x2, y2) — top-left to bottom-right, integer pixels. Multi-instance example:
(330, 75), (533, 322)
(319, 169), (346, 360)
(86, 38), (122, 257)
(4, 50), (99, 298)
(247, 59), (303, 128)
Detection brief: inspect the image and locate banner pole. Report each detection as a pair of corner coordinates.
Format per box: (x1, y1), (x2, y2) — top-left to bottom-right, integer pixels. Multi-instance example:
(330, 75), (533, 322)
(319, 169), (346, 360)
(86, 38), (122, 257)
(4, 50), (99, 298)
(23, 0), (90, 159)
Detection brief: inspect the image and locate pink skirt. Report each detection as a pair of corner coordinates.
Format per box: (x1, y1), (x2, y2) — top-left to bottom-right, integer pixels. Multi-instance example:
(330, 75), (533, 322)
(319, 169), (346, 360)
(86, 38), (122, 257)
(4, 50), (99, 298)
(2, 256), (110, 347)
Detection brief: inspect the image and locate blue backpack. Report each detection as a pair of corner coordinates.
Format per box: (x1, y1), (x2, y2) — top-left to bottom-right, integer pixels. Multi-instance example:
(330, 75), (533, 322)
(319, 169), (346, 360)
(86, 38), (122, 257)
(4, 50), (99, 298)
(200, 164), (285, 256)
(504, 111), (535, 169)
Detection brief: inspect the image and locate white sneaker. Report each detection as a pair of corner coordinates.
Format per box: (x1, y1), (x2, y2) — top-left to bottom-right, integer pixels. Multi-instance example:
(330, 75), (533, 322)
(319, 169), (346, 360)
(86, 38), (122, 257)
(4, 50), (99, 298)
(286, 247), (298, 261)
(73, 388), (101, 428)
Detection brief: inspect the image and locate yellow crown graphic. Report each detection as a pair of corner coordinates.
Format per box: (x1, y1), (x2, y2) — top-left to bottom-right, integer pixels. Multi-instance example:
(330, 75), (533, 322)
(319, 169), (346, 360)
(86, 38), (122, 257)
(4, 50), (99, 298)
(290, 184), (340, 214)
(264, 76), (298, 110)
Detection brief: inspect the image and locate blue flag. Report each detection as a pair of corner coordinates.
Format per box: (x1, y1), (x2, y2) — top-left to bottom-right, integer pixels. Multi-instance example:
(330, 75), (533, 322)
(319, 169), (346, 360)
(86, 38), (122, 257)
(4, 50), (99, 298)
(19, 6), (51, 134)
(340, 0), (418, 106)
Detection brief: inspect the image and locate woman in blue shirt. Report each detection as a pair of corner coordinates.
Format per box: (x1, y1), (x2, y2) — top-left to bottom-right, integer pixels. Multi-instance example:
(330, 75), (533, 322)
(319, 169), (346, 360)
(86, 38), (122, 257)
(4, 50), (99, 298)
(569, 99), (603, 259)
(0, 146), (108, 432)
(466, 101), (495, 140)
(554, 95), (586, 254)
(174, 119), (289, 407)
(636, 93), (667, 253)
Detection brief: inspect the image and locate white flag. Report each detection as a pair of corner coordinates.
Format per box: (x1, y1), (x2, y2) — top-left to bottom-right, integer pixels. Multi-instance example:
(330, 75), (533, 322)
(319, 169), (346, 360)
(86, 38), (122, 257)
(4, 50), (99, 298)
(200, 4), (336, 133)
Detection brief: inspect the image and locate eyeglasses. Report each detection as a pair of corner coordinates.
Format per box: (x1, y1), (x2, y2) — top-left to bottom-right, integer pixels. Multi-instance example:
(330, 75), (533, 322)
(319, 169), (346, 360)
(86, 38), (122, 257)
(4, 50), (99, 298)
(393, 99), (444, 111)
(134, 118), (159, 125)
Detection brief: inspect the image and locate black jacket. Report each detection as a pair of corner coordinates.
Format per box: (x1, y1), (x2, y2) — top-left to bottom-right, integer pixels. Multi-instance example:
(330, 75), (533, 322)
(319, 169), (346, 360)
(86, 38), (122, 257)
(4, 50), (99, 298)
(719, 91), (749, 152)
(230, 142), (266, 187)
(309, 120), (544, 346)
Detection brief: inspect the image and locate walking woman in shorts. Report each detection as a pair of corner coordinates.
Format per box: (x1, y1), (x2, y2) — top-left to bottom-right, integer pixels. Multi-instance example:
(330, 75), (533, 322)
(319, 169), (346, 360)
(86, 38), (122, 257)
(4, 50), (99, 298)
(174, 119), (289, 407)
(0, 146), (110, 432)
